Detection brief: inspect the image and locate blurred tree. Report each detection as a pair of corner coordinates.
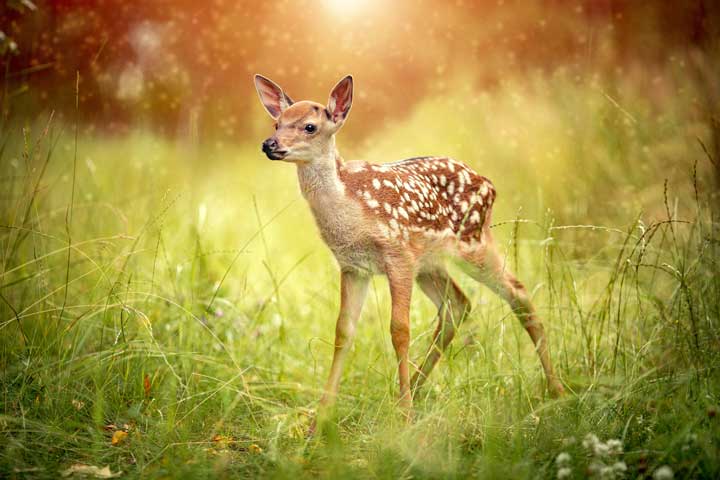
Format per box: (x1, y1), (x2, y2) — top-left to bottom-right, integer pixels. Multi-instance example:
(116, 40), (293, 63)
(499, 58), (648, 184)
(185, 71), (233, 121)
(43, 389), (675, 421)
(0, 0), (718, 144)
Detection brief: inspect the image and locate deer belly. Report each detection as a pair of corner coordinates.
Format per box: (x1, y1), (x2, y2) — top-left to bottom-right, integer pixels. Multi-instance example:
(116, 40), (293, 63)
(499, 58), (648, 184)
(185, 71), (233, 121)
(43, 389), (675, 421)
(331, 242), (383, 273)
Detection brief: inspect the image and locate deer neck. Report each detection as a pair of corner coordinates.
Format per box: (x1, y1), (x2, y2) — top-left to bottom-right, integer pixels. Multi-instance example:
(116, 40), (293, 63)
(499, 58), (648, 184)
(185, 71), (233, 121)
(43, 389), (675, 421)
(296, 139), (346, 205)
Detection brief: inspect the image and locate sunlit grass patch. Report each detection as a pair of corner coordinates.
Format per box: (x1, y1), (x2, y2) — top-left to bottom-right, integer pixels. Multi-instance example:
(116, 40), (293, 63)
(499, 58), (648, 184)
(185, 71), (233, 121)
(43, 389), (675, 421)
(1, 74), (719, 478)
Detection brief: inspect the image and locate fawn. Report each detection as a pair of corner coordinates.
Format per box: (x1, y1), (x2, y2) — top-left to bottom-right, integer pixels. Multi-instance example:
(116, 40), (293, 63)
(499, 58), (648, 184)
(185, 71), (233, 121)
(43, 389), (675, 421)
(254, 74), (565, 425)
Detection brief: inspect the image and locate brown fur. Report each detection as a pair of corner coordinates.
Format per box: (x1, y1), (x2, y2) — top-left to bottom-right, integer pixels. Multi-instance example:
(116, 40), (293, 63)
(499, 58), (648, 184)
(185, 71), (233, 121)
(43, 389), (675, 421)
(338, 156), (496, 243)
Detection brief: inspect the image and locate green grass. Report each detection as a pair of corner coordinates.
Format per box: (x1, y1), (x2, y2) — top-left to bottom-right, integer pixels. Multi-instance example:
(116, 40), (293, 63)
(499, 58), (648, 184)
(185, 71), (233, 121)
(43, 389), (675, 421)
(1, 72), (719, 479)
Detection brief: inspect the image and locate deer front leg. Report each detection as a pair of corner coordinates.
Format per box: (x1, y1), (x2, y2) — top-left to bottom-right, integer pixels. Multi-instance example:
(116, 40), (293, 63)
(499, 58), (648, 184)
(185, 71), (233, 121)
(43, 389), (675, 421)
(386, 264), (414, 420)
(310, 269), (369, 434)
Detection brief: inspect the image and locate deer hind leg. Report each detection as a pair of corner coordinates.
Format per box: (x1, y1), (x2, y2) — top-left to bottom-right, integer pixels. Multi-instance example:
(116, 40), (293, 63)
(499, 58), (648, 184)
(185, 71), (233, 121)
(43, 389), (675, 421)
(461, 239), (565, 397)
(411, 268), (471, 395)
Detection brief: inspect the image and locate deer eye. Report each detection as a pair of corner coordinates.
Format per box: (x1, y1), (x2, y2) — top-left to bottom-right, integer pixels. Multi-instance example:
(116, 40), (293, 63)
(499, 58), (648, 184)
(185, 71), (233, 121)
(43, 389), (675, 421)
(304, 124), (316, 134)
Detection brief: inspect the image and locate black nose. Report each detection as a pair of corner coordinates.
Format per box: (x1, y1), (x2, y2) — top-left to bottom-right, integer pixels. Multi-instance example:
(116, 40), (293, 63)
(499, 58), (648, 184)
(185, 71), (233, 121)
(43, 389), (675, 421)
(262, 138), (278, 153)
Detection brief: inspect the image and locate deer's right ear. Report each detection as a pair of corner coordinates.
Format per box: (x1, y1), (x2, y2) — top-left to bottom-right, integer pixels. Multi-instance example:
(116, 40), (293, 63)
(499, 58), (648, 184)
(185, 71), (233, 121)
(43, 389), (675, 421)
(254, 74), (294, 119)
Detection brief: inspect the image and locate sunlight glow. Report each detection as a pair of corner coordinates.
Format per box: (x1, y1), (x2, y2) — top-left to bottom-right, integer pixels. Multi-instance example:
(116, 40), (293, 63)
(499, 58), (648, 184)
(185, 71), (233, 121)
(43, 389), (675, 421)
(326, 0), (368, 15)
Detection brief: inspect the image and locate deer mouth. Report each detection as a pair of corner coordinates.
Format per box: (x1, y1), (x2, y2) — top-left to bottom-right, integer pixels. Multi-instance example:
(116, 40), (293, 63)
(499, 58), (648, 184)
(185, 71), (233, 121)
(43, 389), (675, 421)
(264, 149), (288, 160)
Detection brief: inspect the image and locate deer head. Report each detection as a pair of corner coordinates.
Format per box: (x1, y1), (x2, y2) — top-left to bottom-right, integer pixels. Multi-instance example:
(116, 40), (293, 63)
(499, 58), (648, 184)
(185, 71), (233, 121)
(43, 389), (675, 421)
(254, 74), (353, 163)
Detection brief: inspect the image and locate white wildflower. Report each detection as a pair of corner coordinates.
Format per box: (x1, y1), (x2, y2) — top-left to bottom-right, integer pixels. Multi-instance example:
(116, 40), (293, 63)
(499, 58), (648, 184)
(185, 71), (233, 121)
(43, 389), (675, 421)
(593, 441), (610, 457)
(556, 452), (571, 467)
(612, 461), (627, 474)
(599, 465), (615, 480)
(606, 439), (623, 455)
(583, 433), (600, 450)
(653, 465), (674, 480)
(588, 461), (604, 474)
(557, 467), (572, 480)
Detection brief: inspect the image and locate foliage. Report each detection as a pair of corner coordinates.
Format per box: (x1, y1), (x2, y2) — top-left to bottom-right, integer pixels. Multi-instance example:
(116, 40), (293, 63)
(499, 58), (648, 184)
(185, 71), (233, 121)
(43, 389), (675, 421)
(1, 1), (719, 141)
(1, 63), (719, 478)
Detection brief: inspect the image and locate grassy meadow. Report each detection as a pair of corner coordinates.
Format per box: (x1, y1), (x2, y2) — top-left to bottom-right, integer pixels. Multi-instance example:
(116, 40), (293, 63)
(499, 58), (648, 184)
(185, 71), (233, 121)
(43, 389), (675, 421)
(1, 71), (719, 479)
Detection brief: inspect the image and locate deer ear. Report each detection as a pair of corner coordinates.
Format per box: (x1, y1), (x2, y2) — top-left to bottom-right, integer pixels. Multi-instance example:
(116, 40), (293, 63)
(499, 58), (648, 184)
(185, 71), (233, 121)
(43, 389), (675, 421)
(254, 74), (294, 119)
(327, 75), (353, 126)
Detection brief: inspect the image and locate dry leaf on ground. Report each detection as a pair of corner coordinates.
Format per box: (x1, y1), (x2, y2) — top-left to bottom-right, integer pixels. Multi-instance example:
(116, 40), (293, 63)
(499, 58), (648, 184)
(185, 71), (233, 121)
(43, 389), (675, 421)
(143, 374), (151, 397)
(211, 434), (236, 449)
(111, 430), (128, 446)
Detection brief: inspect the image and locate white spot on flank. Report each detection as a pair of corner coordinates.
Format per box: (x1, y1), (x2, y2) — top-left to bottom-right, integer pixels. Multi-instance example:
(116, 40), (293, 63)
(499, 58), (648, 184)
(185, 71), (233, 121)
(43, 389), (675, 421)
(384, 203), (392, 214)
(460, 201), (468, 213)
(398, 207), (409, 219)
(448, 182), (455, 195)
(470, 210), (480, 223)
(440, 175), (447, 186)
(372, 178), (381, 189)
(479, 183), (489, 196)
(389, 218), (399, 230)
(367, 199), (379, 208)
(383, 179), (394, 189)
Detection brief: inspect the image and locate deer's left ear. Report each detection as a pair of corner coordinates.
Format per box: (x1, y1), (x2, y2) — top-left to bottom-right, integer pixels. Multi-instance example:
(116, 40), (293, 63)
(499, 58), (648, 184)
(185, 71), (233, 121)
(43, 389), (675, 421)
(254, 74), (294, 119)
(327, 75), (353, 127)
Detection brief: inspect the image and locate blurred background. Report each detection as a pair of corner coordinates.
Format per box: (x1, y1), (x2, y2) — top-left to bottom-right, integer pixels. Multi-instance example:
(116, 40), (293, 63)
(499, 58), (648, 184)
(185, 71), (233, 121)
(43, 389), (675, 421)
(1, 2), (720, 477)
(1, 1), (718, 140)
(2, 1), (719, 223)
